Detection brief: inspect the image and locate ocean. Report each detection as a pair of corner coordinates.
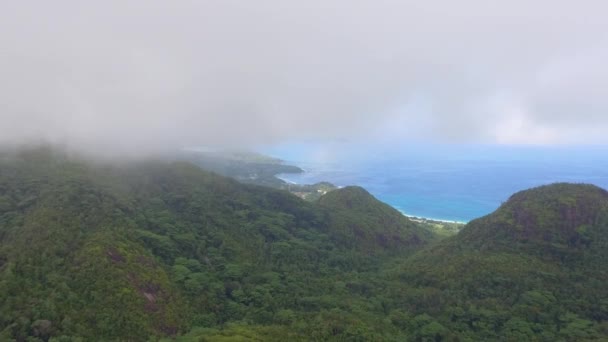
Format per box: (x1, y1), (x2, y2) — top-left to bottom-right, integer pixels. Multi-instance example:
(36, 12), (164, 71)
(259, 143), (608, 223)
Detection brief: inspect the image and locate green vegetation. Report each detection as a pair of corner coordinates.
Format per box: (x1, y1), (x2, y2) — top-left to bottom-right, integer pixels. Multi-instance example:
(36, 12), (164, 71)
(0, 147), (430, 341)
(181, 149), (338, 201)
(406, 216), (465, 237)
(287, 182), (337, 201)
(180, 149), (304, 188)
(318, 186), (435, 251)
(1, 148), (608, 340)
(389, 183), (608, 340)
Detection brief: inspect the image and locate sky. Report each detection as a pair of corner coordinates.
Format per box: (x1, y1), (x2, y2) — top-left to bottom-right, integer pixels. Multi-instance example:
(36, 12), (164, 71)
(1, 1), (607, 155)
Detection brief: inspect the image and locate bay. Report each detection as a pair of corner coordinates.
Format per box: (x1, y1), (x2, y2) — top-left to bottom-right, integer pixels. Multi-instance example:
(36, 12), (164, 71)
(260, 143), (608, 222)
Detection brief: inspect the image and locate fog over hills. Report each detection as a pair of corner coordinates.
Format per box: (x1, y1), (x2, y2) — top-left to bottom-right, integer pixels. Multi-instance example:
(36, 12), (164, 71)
(2, 1), (608, 340)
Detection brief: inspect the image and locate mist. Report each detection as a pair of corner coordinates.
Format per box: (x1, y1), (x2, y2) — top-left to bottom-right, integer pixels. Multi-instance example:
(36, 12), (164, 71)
(1, 0), (607, 156)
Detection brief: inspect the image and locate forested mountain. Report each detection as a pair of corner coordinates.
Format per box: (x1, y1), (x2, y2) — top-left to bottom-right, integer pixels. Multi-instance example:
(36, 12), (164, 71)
(0, 147), (432, 341)
(318, 186), (434, 251)
(1, 148), (607, 341)
(392, 184), (608, 340)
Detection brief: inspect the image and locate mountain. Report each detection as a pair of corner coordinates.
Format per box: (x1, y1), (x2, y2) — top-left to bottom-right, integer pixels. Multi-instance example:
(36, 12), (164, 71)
(393, 183), (608, 341)
(459, 183), (608, 251)
(2, 148), (608, 341)
(0, 147), (432, 341)
(318, 186), (434, 251)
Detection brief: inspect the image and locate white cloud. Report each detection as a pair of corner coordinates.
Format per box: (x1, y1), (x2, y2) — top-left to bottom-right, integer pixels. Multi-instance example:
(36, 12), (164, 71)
(0, 0), (607, 154)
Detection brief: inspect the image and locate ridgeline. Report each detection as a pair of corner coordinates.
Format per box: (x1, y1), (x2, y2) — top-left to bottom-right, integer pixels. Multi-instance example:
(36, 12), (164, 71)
(1, 147), (607, 340)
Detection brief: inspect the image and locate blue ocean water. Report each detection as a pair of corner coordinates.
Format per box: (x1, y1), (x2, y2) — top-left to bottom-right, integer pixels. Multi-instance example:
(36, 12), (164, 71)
(259, 143), (608, 223)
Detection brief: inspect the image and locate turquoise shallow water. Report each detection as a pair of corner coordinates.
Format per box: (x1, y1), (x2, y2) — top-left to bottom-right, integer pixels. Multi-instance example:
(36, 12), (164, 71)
(260, 143), (608, 222)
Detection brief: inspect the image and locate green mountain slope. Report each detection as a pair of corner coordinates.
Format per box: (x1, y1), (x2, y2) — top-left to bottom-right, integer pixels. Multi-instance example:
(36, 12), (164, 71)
(391, 183), (608, 340)
(3, 148), (608, 341)
(318, 186), (435, 251)
(0, 147), (433, 341)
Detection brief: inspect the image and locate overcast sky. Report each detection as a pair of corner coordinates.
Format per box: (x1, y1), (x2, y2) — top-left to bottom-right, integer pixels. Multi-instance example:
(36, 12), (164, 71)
(1, 1), (607, 154)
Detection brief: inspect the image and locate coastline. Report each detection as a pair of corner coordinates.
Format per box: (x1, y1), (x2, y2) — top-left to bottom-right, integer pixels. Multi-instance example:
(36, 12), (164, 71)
(399, 211), (467, 225)
(278, 173), (467, 225)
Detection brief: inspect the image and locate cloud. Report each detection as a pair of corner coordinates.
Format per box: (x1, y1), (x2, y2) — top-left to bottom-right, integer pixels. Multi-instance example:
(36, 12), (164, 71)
(0, 0), (607, 154)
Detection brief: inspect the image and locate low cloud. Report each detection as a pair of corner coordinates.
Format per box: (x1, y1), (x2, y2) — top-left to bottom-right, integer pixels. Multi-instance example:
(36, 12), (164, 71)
(1, 0), (607, 155)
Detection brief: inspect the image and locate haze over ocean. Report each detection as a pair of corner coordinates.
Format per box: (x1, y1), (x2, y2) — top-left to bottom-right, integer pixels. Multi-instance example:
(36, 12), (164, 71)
(260, 143), (608, 223)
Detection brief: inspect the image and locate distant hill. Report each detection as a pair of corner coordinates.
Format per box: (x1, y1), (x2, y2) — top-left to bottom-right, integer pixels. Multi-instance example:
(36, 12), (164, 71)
(318, 186), (435, 251)
(179, 148), (303, 188)
(459, 183), (608, 251)
(180, 149), (339, 201)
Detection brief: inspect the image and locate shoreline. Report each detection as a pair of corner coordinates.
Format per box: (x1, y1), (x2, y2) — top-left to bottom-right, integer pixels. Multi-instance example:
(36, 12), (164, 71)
(399, 211), (467, 225)
(280, 176), (467, 225)
(275, 162), (468, 225)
